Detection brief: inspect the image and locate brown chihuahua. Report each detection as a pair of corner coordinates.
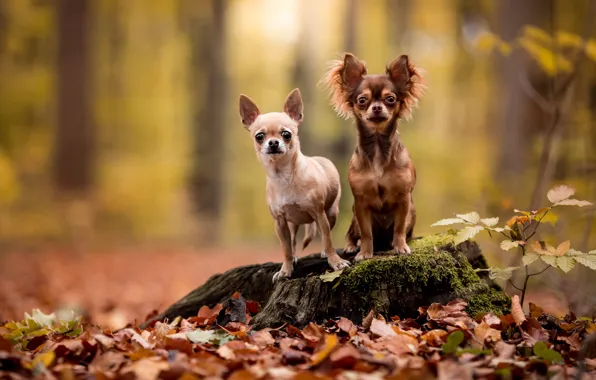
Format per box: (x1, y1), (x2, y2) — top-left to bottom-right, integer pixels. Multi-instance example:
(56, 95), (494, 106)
(239, 88), (351, 282)
(321, 53), (425, 261)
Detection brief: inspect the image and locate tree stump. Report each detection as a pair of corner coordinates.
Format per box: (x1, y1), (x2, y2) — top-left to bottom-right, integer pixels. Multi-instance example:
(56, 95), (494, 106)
(140, 234), (510, 329)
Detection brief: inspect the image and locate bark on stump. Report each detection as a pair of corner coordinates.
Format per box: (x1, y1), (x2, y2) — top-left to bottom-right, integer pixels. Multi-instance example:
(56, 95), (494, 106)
(140, 234), (509, 329)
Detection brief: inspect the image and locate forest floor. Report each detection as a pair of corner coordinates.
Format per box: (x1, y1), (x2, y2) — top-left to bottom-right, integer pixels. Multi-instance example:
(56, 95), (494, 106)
(1, 247), (593, 379)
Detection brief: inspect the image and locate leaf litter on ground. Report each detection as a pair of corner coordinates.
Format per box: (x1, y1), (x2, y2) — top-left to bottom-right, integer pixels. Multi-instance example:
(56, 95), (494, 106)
(2, 295), (596, 379)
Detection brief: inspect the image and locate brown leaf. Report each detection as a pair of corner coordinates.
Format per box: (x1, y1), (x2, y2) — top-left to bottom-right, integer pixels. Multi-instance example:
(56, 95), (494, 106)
(529, 303), (544, 318)
(381, 334), (418, 356)
(370, 318), (397, 338)
(481, 313), (502, 328)
(163, 337), (194, 356)
(521, 317), (549, 343)
(474, 321), (502, 345)
(194, 304), (224, 327)
(329, 344), (360, 368)
(250, 330), (275, 349)
(362, 309), (375, 331)
(245, 301), (261, 315)
(337, 317), (357, 337)
(427, 299), (468, 320)
(511, 295), (526, 326)
(301, 322), (325, 344)
(310, 334), (339, 366)
(557, 332), (582, 351)
(0, 337), (12, 353)
(421, 329), (448, 346)
(120, 356), (170, 380)
(89, 350), (127, 374)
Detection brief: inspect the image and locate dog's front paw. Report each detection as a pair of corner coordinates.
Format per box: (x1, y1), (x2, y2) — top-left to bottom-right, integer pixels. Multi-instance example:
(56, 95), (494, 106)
(394, 241), (411, 255)
(272, 265), (293, 283)
(330, 257), (351, 270)
(354, 251), (373, 262)
(344, 242), (359, 254)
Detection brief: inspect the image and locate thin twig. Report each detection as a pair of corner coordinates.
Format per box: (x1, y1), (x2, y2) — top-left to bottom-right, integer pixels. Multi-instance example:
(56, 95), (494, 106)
(526, 209), (549, 241)
(508, 279), (523, 291)
(518, 71), (553, 114)
(528, 265), (551, 277)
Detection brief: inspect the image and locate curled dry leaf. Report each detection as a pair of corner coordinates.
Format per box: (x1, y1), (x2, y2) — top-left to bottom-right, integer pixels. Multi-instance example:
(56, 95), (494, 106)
(511, 295), (526, 326)
(311, 334), (339, 366)
(362, 309), (375, 331)
(370, 319), (397, 338)
(337, 317), (357, 337)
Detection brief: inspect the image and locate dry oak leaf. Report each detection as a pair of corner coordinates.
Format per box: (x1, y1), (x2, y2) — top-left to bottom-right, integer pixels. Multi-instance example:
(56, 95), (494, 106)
(337, 317), (357, 337)
(370, 318), (397, 338)
(511, 295), (526, 326)
(301, 322), (325, 345)
(194, 304), (224, 327)
(473, 321), (502, 345)
(329, 343), (361, 369)
(421, 329), (448, 346)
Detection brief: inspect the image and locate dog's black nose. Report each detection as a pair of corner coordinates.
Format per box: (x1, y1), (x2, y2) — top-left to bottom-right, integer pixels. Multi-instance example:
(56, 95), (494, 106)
(372, 104), (383, 113)
(268, 139), (279, 147)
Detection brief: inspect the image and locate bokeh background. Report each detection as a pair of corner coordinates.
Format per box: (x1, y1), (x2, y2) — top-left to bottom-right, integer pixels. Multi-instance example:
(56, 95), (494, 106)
(1, 0), (595, 329)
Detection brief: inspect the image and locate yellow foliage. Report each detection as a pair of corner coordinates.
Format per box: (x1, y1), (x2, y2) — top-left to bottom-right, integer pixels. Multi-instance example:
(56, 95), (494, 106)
(556, 31), (583, 48)
(518, 37), (573, 76)
(586, 39), (596, 62)
(476, 33), (500, 54)
(523, 25), (552, 45)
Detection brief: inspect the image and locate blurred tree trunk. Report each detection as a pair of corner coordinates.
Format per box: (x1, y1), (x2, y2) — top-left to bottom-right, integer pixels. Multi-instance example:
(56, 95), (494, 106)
(186, 0), (228, 243)
(54, 0), (94, 194)
(386, 0), (410, 53)
(331, 0), (357, 161)
(494, 0), (549, 197)
(291, 0), (318, 155)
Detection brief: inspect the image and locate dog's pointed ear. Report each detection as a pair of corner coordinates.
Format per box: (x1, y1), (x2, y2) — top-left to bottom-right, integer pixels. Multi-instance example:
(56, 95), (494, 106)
(342, 53), (367, 89)
(386, 55), (410, 86)
(284, 88), (303, 123)
(239, 95), (260, 128)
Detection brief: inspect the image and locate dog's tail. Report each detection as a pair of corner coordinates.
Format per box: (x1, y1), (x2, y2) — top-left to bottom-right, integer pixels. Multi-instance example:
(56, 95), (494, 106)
(302, 222), (318, 251)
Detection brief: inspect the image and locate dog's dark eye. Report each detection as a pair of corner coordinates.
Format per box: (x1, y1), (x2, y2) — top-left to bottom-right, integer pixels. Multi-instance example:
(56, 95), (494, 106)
(281, 131), (292, 140)
(385, 96), (396, 104)
(255, 132), (265, 143)
(357, 96), (368, 105)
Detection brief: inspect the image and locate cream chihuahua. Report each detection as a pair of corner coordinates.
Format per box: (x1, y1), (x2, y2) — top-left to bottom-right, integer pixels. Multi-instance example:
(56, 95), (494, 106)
(239, 88), (351, 282)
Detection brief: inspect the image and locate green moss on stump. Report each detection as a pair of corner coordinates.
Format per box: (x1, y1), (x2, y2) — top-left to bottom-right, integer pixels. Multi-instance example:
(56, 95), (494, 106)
(338, 234), (510, 320)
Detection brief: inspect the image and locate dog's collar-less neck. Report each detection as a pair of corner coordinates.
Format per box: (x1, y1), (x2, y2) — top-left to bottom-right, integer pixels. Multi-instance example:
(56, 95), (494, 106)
(355, 117), (403, 162)
(263, 151), (305, 183)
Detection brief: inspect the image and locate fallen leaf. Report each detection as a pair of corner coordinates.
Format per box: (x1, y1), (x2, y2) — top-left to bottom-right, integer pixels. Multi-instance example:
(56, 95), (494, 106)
(120, 356), (170, 380)
(421, 329), (447, 346)
(250, 330), (275, 349)
(511, 295), (526, 326)
(362, 309), (375, 331)
(301, 322), (324, 344)
(195, 304), (224, 327)
(329, 344), (360, 368)
(185, 329), (215, 344)
(319, 270), (343, 282)
(474, 321), (502, 345)
(337, 317), (357, 337)
(310, 334), (339, 366)
(370, 318), (397, 338)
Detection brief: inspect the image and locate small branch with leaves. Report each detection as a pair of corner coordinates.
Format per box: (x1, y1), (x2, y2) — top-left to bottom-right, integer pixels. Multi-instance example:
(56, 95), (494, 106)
(432, 185), (595, 308)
